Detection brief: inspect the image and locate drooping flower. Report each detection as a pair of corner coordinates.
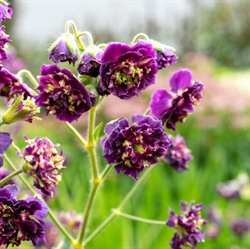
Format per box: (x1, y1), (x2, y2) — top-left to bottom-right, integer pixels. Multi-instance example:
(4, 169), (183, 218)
(0, 25), (11, 68)
(150, 69), (204, 131)
(101, 114), (171, 180)
(0, 1), (12, 23)
(77, 45), (103, 77)
(166, 201), (208, 249)
(98, 40), (158, 99)
(0, 68), (33, 102)
(163, 134), (192, 172)
(0, 131), (12, 167)
(156, 45), (178, 70)
(2, 94), (41, 124)
(36, 64), (92, 123)
(48, 33), (78, 65)
(0, 184), (48, 247)
(231, 219), (250, 238)
(18, 136), (66, 196)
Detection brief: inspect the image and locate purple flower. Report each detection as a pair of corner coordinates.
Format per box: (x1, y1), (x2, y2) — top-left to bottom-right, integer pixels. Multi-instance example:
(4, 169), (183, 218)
(2, 95), (41, 124)
(0, 25), (11, 67)
(98, 40), (158, 99)
(0, 184), (48, 247)
(101, 114), (171, 180)
(0, 68), (33, 101)
(156, 45), (178, 70)
(18, 136), (66, 196)
(150, 69), (204, 131)
(0, 2), (12, 23)
(0, 131), (12, 167)
(163, 134), (192, 172)
(166, 201), (208, 249)
(231, 219), (250, 238)
(48, 33), (78, 65)
(77, 46), (103, 77)
(36, 64), (92, 123)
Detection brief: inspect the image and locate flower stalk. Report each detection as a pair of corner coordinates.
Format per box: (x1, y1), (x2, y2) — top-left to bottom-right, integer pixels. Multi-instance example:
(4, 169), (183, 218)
(0, 167), (23, 186)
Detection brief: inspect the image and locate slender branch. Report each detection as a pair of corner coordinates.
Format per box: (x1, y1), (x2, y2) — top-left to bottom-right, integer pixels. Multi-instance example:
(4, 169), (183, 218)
(17, 69), (39, 88)
(64, 122), (87, 149)
(78, 32), (94, 46)
(84, 166), (155, 245)
(0, 167), (23, 186)
(2, 154), (75, 245)
(130, 33), (150, 45)
(112, 209), (166, 226)
(99, 164), (113, 180)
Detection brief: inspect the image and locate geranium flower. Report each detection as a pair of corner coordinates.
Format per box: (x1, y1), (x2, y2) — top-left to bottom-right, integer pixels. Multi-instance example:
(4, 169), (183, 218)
(150, 69), (204, 130)
(98, 40), (158, 99)
(36, 64), (92, 122)
(0, 184), (48, 247)
(18, 136), (66, 196)
(0, 1), (12, 23)
(101, 114), (171, 179)
(166, 201), (208, 249)
(0, 131), (12, 167)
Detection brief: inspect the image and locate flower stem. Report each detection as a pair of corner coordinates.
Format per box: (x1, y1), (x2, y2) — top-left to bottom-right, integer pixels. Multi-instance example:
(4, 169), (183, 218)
(65, 20), (86, 51)
(111, 209), (166, 225)
(0, 167), (23, 186)
(17, 69), (39, 88)
(78, 32), (94, 46)
(2, 154), (75, 246)
(130, 33), (150, 45)
(84, 166), (155, 245)
(64, 122), (87, 149)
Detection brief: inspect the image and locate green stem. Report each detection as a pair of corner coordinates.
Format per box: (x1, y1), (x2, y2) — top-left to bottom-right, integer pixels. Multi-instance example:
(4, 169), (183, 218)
(17, 69), (39, 88)
(64, 122), (87, 149)
(2, 154), (75, 246)
(78, 32), (93, 46)
(65, 20), (86, 51)
(99, 164), (113, 180)
(84, 166), (155, 245)
(130, 33), (150, 46)
(0, 168), (23, 186)
(0, 121), (4, 126)
(112, 209), (166, 225)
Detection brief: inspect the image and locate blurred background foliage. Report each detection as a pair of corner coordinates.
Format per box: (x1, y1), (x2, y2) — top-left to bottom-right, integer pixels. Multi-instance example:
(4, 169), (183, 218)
(1, 0), (250, 248)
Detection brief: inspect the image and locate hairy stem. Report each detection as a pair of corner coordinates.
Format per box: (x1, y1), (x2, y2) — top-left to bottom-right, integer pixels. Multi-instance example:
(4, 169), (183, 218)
(0, 167), (23, 186)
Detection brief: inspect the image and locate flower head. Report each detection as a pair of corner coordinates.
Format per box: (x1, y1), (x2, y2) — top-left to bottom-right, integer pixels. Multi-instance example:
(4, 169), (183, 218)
(231, 219), (250, 238)
(155, 45), (178, 70)
(0, 25), (11, 67)
(98, 40), (158, 99)
(18, 136), (66, 196)
(48, 33), (78, 65)
(77, 46), (103, 77)
(0, 131), (12, 167)
(150, 69), (204, 131)
(0, 1), (12, 23)
(0, 68), (33, 102)
(166, 201), (208, 249)
(36, 64), (92, 123)
(101, 114), (171, 179)
(2, 95), (41, 124)
(0, 184), (48, 247)
(163, 134), (192, 172)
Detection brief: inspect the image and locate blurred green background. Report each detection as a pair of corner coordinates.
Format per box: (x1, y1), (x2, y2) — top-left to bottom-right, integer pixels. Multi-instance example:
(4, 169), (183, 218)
(1, 0), (249, 248)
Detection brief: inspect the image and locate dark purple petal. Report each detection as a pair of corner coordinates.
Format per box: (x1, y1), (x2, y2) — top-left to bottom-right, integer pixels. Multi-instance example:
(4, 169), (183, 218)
(170, 69), (193, 94)
(149, 89), (172, 119)
(0, 131), (12, 154)
(156, 46), (178, 70)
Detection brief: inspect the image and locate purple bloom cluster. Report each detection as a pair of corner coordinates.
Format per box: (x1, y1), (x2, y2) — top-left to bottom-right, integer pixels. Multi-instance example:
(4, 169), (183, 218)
(48, 33), (78, 65)
(101, 114), (171, 179)
(18, 136), (66, 196)
(98, 40), (158, 99)
(156, 45), (178, 70)
(166, 201), (207, 249)
(36, 64), (93, 123)
(150, 69), (204, 131)
(164, 134), (192, 172)
(0, 184), (48, 247)
(77, 47), (103, 77)
(0, 131), (12, 167)
(0, 68), (33, 102)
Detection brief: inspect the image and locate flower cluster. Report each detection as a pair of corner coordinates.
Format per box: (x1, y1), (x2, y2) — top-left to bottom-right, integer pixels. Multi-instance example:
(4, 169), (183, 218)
(166, 201), (208, 249)
(150, 69), (204, 130)
(163, 134), (193, 172)
(0, 184), (48, 247)
(101, 114), (171, 179)
(18, 136), (66, 196)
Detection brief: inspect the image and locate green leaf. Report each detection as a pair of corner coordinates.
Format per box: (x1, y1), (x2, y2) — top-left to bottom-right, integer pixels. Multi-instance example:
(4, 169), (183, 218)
(94, 122), (103, 142)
